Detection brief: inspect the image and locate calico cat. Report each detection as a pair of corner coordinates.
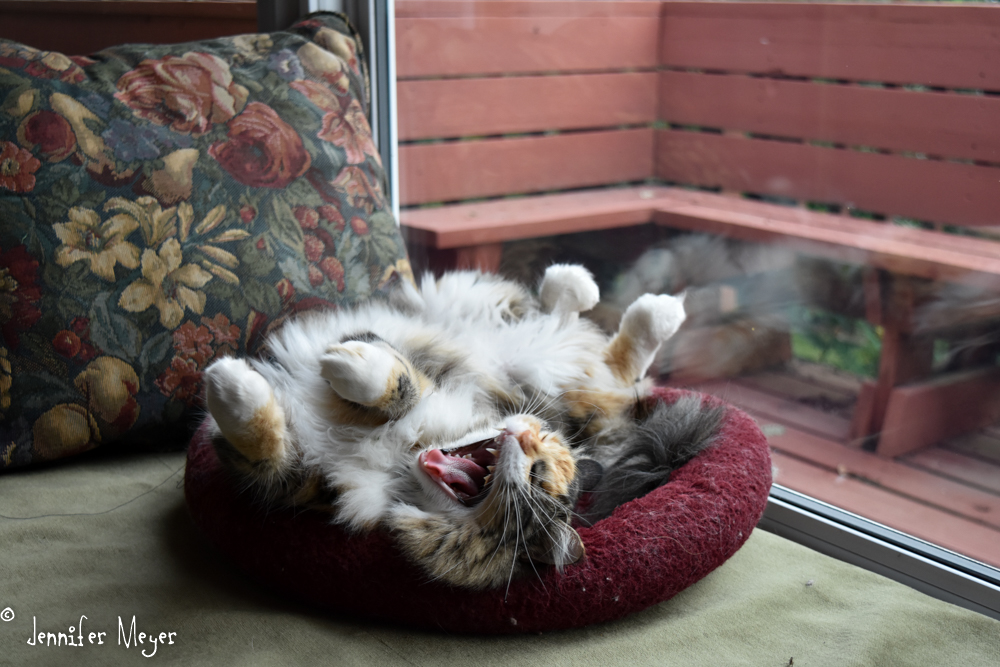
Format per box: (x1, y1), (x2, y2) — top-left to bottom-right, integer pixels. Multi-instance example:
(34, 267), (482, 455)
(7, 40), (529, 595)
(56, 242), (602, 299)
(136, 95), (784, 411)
(203, 265), (723, 589)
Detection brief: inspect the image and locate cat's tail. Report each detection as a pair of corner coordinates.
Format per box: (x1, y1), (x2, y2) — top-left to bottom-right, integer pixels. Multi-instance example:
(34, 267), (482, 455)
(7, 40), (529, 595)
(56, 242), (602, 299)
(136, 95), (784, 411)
(581, 395), (724, 524)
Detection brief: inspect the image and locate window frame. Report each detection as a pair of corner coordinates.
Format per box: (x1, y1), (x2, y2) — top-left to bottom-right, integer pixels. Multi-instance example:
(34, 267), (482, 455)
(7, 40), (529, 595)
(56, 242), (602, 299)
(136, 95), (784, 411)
(762, 485), (1000, 621)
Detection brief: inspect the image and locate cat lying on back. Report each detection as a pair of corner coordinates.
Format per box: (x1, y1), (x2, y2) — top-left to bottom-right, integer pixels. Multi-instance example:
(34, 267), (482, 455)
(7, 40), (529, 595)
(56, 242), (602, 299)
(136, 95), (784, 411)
(203, 265), (723, 589)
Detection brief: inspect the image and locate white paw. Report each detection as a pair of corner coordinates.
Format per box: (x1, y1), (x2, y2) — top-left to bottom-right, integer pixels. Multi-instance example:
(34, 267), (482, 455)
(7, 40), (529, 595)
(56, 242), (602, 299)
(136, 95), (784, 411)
(539, 264), (600, 314)
(621, 293), (687, 345)
(320, 341), (397, 406)
(204, 356), (274, 435)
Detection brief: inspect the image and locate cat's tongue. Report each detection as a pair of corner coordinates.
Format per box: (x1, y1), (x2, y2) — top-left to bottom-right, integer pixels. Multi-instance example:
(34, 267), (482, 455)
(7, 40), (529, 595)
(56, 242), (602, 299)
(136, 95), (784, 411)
(420, 449), (487, 499)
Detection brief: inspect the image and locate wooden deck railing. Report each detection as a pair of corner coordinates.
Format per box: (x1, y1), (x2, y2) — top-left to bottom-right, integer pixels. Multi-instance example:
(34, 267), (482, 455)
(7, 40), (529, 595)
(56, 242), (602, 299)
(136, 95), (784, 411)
(395, 1), (1000, 459)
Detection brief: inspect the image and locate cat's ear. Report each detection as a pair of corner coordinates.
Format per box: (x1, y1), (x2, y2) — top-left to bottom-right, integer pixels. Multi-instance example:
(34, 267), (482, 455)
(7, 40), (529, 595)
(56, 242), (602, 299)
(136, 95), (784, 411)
(575, 458), (604, 493)
(527, 524), (585, 568)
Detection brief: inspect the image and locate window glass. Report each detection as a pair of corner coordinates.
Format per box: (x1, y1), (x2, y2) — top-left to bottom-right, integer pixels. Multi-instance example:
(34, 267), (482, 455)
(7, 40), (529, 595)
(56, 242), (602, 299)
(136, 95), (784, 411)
(395, 0), (1000, 571)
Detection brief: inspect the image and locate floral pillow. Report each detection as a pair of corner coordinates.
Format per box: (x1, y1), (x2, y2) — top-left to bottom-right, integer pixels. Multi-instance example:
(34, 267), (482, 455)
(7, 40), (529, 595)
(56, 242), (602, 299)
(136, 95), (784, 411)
(0, 12), (411, 469)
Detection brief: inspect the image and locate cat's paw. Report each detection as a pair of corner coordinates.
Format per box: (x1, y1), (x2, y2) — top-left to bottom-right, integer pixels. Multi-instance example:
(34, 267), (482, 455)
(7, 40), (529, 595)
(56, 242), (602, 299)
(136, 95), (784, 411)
(321, 341), (421, 416)
(620, 293), (687, 345)
(204, 356), (287, 463)
(539, 264), (600, 315)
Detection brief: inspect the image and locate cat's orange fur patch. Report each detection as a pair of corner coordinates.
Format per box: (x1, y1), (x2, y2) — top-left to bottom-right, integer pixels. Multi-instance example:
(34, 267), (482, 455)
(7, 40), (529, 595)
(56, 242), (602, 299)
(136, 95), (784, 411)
(563, 387), (632, 434)
(234, 398), (287, 463)
(604, 332), (639, 384)
(541, 445), (576, 497)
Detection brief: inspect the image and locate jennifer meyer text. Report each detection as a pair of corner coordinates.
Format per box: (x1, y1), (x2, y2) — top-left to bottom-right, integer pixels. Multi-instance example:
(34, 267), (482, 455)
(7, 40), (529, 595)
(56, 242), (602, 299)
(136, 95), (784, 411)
(23, 612), (177, 658)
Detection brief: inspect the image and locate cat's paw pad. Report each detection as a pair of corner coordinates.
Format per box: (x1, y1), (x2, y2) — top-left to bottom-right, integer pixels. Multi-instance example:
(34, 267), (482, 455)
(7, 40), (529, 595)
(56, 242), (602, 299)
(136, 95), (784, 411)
(621, 293), (687, 344)
(539, 264), (600, 314)
(321, 341), (402, 408)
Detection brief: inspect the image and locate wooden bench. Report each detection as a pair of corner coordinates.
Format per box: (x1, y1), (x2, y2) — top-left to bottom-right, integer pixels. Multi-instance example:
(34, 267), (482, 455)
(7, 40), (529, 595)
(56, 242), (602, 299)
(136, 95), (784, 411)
(395, 0), (1000, 458)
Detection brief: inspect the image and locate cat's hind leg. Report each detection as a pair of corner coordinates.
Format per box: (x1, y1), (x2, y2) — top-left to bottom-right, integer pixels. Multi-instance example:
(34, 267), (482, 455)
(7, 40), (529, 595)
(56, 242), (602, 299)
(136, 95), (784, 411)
(204, 356), (292, 479)
(539, 264), (600, 318)
(320, 335), (427, 419)
(604, 293), (686, 383)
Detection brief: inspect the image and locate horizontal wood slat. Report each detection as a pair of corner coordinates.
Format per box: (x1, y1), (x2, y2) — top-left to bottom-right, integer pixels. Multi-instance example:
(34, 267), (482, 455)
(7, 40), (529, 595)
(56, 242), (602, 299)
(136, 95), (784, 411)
(399, 72), (657, 141)
(0, 2), (256, 55)
(396, 1), (663, 19)
(769, 448), (1000, 567)
(652, 199), (1000, 288)
(396, 15), (660, 78)
(903, 447), (1000, 496)
(693, 379), (851, 442)
(660, 2), (1000, 91)
(764, 414), (1000, 530)
(401, 186), (664, 248)
(399, 128), (654, 205)
(403, 185), (1000, 287)
(659, 189), (1000, 264)
(655, 129), (1000, 229)
(659, 71), (1000, 164)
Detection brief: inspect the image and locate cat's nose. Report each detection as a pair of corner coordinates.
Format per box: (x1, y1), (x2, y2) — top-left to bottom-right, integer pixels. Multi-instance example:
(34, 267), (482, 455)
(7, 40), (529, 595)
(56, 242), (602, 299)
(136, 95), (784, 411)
(500, 422), (540, 456)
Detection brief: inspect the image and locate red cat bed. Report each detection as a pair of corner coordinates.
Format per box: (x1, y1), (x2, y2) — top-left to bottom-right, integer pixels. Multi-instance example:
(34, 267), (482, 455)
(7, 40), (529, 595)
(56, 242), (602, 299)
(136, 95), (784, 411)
(184, 387), (771, 634)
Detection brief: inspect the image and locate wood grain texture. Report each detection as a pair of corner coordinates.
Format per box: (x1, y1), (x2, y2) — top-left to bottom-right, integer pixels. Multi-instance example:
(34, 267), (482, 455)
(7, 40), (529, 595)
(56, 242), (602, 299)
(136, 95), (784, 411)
(655, 129), (1000, 229)
(401, 186), (665, 248)
(396, 15), (660, 78)
(769, 451), (1000, 567)
(403, 184), (1000, 287)
(903, 447), (1000, 497)
(0, 2), (256, 55)
(660, 2), (1000, 91)
(878, 367), (1000, 458)
(659, 71), (1000, 164)
(691, 379), (851, 443)
(768, 424), (1000, 531)
(652, 187), (1000, 264)
(399, 129), (654, 205)
(396, 1), (663, 19)
(653, 206), (1000, 289)
(399, 72), (657, 140)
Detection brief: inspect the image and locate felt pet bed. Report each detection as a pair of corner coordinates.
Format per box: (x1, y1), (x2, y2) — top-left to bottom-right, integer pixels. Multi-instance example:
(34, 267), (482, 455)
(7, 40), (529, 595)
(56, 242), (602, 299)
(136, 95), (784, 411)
(184, 387), (772, 634)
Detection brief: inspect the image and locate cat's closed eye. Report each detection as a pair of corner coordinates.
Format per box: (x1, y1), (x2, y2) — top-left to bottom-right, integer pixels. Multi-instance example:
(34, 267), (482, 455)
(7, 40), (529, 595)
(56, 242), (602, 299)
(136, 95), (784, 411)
(529, 460), (546, 484)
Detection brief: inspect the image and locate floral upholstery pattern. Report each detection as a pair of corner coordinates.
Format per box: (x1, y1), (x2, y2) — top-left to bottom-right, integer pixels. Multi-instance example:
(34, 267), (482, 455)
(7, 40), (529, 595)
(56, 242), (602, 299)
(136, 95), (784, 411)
(0, 13), (412, 468)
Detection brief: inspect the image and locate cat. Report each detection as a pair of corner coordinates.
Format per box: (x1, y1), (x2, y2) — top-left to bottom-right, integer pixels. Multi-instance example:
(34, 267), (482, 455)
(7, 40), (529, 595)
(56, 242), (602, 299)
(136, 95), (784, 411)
(202, 265), (723, 589)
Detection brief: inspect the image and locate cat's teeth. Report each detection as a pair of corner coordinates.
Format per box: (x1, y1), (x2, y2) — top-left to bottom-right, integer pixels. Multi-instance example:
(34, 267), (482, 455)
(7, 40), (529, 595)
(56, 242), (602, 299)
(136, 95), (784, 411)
(486, 448), (497, 455)
(487, 465), (495, 473)
(483, 474), (492, 485)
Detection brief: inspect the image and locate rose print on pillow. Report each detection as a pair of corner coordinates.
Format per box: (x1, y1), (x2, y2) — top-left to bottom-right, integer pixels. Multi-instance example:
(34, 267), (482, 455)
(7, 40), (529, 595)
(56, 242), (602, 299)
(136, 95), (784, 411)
(115, 52), (249, 135)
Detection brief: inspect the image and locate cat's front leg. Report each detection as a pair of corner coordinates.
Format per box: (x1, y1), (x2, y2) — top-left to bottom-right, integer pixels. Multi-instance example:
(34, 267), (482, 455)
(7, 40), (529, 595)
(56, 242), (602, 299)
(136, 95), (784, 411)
(320, 337), (427, 419)
(204, 356), (291, 473)
(604, 293), (686, 383)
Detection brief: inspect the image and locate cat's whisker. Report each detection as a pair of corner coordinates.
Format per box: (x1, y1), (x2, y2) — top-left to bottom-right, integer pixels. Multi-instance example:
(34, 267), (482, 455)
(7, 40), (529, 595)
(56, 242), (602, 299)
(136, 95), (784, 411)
(506, 495), (525, 600)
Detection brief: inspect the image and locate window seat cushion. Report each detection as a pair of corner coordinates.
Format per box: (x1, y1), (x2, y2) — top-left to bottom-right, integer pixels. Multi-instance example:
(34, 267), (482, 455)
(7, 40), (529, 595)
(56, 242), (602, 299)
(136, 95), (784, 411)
(184, 386), (772, 634)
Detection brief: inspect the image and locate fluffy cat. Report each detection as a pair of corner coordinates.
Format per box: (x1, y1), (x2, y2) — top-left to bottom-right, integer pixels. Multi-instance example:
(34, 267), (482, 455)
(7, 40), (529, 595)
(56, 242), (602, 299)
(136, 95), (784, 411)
(203, 265), (723, 589)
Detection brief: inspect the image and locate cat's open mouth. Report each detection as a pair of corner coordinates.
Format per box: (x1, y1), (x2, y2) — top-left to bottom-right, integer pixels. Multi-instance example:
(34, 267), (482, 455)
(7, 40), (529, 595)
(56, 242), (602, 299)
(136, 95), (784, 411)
(418, 436), (501, 506)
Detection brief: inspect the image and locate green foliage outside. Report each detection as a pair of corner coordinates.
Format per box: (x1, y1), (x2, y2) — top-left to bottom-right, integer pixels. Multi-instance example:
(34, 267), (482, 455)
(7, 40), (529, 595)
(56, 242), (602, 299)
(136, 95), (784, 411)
(788, 305), (882, 379)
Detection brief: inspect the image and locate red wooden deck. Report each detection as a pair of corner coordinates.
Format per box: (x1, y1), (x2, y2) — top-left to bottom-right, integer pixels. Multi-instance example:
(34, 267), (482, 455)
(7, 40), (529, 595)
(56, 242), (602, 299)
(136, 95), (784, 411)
(674, 364), (1000, 569)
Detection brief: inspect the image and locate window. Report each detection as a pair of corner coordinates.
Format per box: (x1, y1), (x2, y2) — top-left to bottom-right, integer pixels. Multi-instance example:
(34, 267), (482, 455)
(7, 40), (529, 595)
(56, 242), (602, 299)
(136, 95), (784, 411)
(390, 0), (1000, 617)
